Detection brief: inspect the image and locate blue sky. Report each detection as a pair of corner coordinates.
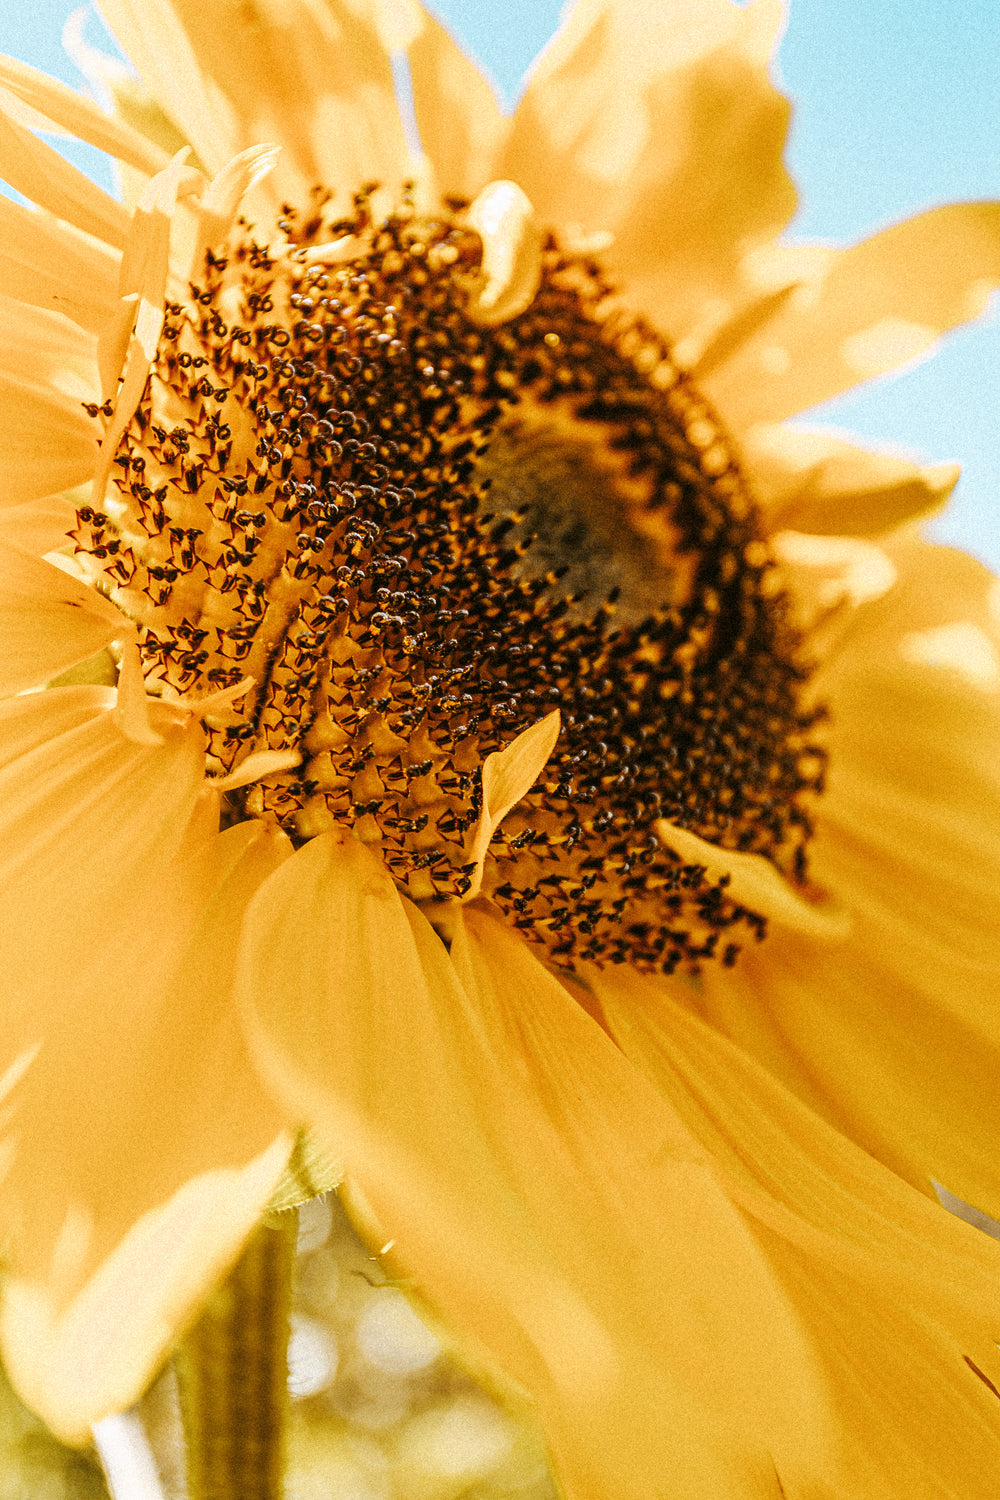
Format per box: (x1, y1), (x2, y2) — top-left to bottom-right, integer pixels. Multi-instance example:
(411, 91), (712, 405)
(2, 0), (998, 566)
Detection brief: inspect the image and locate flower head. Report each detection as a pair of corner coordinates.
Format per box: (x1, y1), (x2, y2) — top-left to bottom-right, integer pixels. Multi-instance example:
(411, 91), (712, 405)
(2, 2), (1000, 1494)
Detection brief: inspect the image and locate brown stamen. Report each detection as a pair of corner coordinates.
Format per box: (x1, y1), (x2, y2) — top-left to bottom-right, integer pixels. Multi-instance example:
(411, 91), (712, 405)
(79, 189), (825, 975)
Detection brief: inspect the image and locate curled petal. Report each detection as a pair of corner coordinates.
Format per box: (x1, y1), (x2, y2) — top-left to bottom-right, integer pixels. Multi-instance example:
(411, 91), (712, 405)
(464, 180), (544, 326)
(654, 816), (851, 939)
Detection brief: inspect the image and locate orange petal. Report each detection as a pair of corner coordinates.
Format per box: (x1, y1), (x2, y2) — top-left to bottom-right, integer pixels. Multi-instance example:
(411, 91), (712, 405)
(0, 813), (294, 1440)
(694, 541), (1000, 1224)
(499, 0), (797, 342)
(0, 543), (132, 695)
(704, 202), (1000, 424)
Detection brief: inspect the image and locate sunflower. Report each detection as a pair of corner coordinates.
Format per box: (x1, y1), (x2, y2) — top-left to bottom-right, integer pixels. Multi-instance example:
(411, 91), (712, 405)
(2, 0), (1000, 1495)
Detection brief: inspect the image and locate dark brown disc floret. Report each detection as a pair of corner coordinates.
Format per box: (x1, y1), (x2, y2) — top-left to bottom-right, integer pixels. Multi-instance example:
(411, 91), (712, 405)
(80, 189), (825, 975)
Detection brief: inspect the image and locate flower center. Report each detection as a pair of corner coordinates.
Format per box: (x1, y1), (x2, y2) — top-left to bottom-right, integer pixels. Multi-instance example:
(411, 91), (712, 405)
(79, 190), (824, 975)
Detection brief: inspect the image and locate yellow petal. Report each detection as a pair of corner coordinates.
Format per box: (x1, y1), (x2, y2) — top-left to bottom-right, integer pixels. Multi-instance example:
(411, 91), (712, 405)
(0, 294), (100, 404)
(465, 710), (560, 896)
(0, 51), (170, 177)
(2, 1143), (291, 1443)
(590, 961), (1000, 1496)
(0, 97), (130, 248)
(694, 541), (1000, 1223)
(0, 195), (120, 334)
(0, 542), (131, 696)
(0, 298), (101, 504)
(0, 814), (294, 1440)
(94, 151), (195, 496)
(98, 0), (412, 206)
(0, 375), (99, 506)
(653, 815), (850, 939)
(243, 835), (896, 1495)
(406, 5), (506, 200)
(0, 498), (77, 556)
(499, 0), (797, 342)
(704, 202), (1000, 424)
(742, 421), (959, 537)
(0, 296), (103, 513)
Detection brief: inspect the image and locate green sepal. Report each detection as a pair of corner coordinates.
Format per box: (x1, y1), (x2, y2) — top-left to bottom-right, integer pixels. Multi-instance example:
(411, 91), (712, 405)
(264, 1130), (342, 1217)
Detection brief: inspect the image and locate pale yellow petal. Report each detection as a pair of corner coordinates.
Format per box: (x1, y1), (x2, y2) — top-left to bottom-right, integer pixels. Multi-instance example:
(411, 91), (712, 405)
(0, 100), (130, 248)
(0, 196), (120, 334)
(98, 0), (412, 206)
(406, 5), (506, 200)
(741, 421), (960, 536)
(499, 0), (797, 342)
(0, 52), (169, 177)
(0, 817), (294, 1439)
(2, 1142), (291, 1443)
(0, 542), (131, 696)
(590, 962), (1000, 1495)
(704, 202), (1000, 424)
(693, 542), (1000, 1222)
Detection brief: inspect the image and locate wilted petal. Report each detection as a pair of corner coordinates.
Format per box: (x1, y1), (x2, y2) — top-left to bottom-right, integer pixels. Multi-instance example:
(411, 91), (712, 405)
(704, 202), (1000, 424)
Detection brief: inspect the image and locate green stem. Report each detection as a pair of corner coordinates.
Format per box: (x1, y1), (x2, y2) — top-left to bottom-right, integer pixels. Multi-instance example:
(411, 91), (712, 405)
(174, 1214), (296, 1500)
